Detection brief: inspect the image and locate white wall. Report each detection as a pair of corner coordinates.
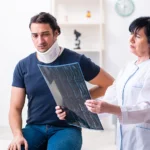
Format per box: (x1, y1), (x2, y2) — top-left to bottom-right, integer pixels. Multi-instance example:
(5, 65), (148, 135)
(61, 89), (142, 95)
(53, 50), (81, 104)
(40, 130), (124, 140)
(0, 0), (150, 127)
(104, 0), (150, 77)
(0, 0), (51, 127)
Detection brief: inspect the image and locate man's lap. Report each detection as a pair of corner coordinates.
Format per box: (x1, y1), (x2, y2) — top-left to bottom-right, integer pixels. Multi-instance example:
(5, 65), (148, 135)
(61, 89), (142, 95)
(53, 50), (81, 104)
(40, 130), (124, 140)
(21, 124), (82, 150)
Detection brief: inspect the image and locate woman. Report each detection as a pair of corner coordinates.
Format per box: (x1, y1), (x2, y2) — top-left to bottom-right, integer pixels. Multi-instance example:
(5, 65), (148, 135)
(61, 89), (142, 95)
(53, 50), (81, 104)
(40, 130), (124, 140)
(85, 17), (150, 150)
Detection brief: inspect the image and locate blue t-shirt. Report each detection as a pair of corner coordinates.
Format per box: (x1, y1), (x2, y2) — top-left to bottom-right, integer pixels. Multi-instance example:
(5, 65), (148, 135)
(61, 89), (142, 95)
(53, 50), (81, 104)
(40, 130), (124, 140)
(12, 48), (100, 126)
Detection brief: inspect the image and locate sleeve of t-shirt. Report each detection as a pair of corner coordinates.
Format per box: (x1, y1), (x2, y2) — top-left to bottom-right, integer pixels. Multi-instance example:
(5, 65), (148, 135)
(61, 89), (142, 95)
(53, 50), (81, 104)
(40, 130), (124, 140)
(12, 61), (25, 88)
(79, 54), (100, 81)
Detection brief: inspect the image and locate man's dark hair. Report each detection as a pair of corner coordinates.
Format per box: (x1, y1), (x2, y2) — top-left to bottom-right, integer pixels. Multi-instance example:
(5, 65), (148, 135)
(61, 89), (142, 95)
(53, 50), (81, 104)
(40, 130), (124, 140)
(129, 16), (150, 44)
(29, 12), (61, 35)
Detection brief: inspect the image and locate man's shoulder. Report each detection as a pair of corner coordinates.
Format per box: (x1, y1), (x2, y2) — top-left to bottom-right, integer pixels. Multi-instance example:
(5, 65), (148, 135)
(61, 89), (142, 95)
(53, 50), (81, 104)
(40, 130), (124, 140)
(19, 52), (36, 63)
(16, 52), (36, 69)
(62, 48), (83, 60)
(63, 48), (81, 55)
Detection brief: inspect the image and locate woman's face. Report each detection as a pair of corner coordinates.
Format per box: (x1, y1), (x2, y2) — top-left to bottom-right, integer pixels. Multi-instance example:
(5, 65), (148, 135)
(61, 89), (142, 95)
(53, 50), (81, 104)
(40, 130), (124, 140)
(129, 27), (150, 57)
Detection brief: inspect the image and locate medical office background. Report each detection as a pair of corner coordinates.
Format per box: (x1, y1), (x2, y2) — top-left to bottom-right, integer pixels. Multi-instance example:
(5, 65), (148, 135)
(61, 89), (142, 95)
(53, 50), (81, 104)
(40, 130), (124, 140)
(0, 0), (149, 130)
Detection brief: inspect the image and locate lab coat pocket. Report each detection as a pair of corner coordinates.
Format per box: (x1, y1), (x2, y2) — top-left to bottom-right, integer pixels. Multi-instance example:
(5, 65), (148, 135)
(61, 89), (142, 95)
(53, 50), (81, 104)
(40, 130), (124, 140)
(132, 82), (143, 88)
(136, 123), (150, 150)
(130, 86), (142, 104)
(131, 86), (142, 94)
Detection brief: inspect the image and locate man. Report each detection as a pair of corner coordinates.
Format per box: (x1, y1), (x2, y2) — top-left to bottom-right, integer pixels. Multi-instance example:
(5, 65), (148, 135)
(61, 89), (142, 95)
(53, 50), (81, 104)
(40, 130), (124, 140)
(8, 12), (114, 150)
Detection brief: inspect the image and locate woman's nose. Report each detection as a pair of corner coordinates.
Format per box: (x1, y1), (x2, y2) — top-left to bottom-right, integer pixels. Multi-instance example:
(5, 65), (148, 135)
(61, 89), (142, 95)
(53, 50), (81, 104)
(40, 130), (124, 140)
(129, 34), (135, 43)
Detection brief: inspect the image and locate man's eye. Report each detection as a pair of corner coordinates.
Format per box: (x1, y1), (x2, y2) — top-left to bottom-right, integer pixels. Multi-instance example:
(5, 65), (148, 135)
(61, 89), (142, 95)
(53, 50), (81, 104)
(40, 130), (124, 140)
(43, 33), (50, 36)
(32, 34), (38, 38)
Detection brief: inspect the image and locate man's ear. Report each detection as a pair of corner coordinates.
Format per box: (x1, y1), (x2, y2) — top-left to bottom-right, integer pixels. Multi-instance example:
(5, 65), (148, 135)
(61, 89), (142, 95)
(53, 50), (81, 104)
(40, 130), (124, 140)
(54, 30), (59, 37)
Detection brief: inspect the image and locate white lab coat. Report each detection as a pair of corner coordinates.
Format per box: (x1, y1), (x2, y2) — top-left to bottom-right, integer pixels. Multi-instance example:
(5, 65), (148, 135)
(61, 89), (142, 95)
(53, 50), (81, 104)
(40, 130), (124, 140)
(103, 60), (150, 150)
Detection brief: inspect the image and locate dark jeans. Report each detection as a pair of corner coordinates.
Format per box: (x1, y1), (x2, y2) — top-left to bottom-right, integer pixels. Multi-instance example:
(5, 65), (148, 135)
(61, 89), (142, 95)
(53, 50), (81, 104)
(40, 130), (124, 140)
(21, 124), (82, 150)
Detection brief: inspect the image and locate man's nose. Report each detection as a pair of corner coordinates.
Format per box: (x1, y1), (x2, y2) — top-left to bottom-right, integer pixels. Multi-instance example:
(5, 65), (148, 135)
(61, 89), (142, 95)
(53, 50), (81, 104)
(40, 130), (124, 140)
(38, 36), (44, 43)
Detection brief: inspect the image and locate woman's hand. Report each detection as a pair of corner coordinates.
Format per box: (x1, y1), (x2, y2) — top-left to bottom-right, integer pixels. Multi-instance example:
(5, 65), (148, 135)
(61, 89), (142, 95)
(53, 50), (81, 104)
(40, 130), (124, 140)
(85, 99), (121, 116)
(85, 99), (109, 114)
(55, 106), (66, 120)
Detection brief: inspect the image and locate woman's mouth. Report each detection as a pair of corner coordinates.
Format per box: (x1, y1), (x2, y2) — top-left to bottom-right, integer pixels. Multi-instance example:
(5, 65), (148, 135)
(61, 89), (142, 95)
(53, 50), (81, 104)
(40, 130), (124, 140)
(130, 45), (135, 49)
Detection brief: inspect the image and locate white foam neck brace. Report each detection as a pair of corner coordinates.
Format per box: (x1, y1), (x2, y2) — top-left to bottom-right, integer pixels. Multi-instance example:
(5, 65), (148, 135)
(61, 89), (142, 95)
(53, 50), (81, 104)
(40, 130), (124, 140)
(36, 41), (61, 63)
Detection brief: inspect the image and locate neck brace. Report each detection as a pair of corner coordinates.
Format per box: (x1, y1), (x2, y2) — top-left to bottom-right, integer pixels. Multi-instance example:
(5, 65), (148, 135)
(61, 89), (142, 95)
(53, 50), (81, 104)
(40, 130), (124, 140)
(36, 41), (63, 63)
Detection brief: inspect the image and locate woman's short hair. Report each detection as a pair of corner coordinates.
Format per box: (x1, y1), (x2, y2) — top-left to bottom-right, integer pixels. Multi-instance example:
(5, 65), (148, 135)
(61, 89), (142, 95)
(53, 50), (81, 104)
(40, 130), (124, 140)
(129, 16), (150, 43)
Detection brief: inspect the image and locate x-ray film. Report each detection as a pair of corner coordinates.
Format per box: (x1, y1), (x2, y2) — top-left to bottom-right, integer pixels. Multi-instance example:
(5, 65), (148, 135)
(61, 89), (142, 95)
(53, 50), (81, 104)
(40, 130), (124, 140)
(38, 63), (103, 130)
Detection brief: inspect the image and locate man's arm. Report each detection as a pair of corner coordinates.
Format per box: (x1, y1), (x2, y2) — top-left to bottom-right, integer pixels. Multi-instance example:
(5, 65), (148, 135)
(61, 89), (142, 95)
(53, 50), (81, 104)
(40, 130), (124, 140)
(89, 68), (114, 99)
(9, 87), (25, 136)
(8, 87), (28, 150)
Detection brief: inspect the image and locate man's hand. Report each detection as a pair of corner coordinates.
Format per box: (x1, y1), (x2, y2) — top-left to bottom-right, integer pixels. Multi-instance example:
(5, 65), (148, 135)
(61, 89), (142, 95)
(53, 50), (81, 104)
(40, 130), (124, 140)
(55, 106), (66, 120)
(8, 135), (28, 150)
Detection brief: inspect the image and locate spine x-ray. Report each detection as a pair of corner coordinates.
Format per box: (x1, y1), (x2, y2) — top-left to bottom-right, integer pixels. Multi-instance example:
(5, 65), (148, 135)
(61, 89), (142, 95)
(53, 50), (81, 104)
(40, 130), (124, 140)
(38, 63), (103, 130)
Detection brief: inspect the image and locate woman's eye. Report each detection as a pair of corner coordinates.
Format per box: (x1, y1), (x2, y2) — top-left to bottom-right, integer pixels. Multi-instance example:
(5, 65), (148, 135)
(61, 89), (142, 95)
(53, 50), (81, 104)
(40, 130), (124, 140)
(134, 33), (140, 38)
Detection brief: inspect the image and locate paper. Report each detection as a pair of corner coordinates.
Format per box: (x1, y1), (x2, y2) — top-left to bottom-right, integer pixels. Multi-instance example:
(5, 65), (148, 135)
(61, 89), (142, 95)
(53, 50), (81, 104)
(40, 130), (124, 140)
(38, 62), (103, 130)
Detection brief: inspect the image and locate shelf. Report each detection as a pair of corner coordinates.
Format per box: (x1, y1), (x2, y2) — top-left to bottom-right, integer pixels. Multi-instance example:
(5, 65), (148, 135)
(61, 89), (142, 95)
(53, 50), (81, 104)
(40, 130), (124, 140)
(72, 49), (100, 53)
(58, 22), (100, 27)
(51, 0), (104, 66)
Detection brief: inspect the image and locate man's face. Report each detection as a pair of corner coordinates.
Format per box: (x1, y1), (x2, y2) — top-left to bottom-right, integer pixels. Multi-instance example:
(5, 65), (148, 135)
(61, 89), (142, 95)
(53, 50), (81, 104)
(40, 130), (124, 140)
(30, 23), (58, 52)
